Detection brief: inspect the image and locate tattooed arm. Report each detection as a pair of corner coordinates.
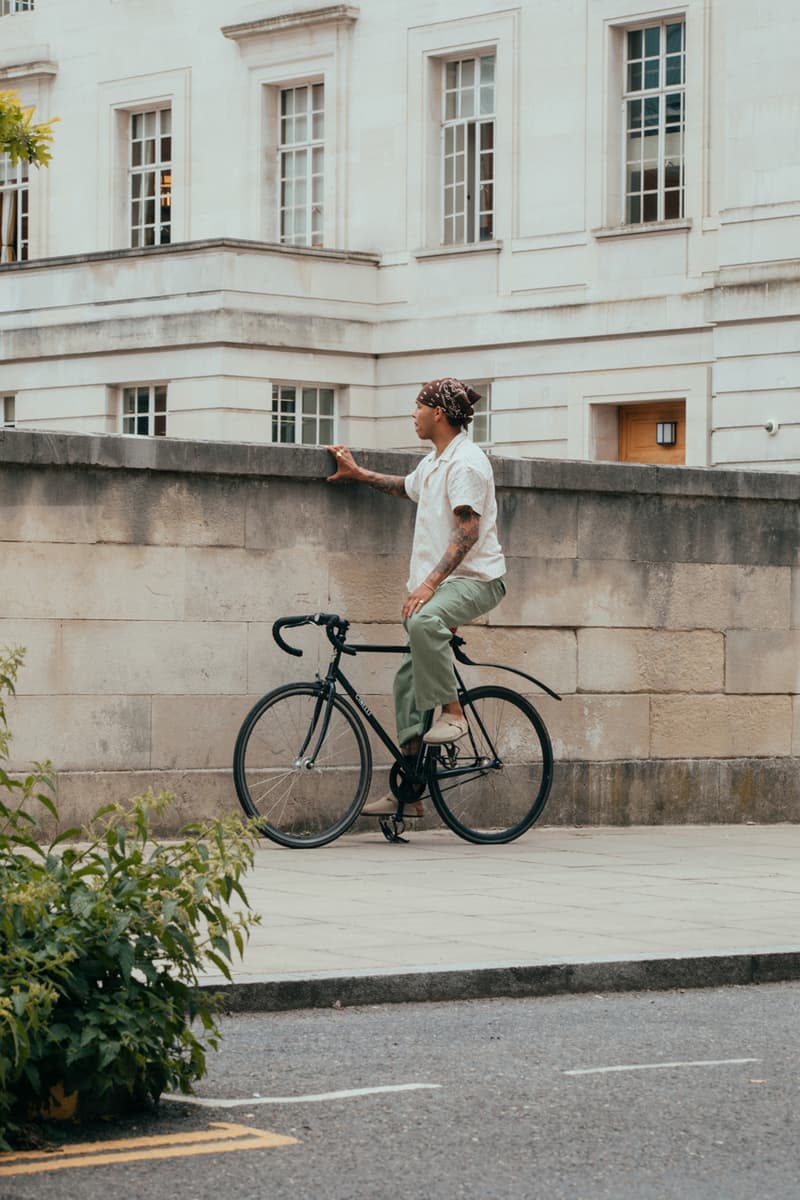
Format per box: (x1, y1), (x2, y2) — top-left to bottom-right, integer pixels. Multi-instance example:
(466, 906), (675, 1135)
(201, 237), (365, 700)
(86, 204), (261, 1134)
(400, 506), (480, 620)
(326, 445), (409, 498)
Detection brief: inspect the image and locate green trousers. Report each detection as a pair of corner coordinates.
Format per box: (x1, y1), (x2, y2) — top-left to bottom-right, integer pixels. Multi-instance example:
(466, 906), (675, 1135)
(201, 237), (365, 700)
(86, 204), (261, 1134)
(394, 575), (507, 745)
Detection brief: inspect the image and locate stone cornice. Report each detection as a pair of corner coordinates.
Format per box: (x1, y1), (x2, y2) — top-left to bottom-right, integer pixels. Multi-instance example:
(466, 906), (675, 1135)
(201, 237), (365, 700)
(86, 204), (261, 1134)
(221, 5), (359, 42)
(0, 59), (57, 83)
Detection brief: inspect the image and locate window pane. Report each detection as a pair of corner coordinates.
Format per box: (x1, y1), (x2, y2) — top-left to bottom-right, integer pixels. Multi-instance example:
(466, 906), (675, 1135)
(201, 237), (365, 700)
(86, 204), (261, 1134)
(302, 387), (317, 414)
(627, 29), (642, 58)
(666, 23), (683, 53)
(319, 417), (334, 444)
(319, 388), (334, 416)
(644, 58), (660, 89)
(644, 26), (660, 56)
(301, 417), (317, 444)
(627, 61), (642, 91)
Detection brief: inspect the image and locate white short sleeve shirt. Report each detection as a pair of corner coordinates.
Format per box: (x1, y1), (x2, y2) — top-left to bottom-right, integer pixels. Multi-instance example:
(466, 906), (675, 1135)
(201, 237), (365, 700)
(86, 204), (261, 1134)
(404, 432), (506, 592)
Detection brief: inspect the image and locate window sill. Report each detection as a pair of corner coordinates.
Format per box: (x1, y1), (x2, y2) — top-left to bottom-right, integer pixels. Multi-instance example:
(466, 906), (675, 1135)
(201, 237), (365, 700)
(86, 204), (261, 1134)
(593, 219), (692, 240)
(415, 240), (503, 262)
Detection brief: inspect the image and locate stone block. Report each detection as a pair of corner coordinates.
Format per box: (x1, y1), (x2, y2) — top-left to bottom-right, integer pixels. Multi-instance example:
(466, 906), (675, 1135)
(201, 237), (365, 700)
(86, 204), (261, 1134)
(59, 621), (248, 695)
(497, 488), (578, 559)
(184, 546), (330, 622)
(578, 629), (724, 693)
(0, 464), (97, 543)
(454, 626), (577, 695)
(534, 693), (650, 761)
(0, 543), (185, 620)
(663, 564), (791, 631)
(151, 695), (258, 768)
(96, 472), (247, 547)
(245, 477), (417, 555)
(0, 621), (63, 694)
(650, 695), (793, 758)
(577, 491), (800, 566)
(6, 695), (151, 771)
(501, 557), (666, 628)
(725, 630), (800, 694)
(52, 770), (238, 833)
(327, 554), (410, 623)
(557, 759), (723, 825)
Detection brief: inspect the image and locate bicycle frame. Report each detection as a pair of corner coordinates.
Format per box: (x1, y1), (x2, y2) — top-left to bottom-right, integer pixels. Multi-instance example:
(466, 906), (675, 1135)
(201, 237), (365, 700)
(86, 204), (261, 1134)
(313, 636), (508, 788)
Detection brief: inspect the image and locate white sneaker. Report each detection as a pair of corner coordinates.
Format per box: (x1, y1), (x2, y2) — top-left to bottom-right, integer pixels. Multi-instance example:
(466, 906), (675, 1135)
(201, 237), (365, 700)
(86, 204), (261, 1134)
(422, 715), (469, 745)
(361, 793), (424, 818)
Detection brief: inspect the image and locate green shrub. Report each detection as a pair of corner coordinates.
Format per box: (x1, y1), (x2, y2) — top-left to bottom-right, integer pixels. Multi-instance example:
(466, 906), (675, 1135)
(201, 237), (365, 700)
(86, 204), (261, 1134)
(0, 648), (260, 1149)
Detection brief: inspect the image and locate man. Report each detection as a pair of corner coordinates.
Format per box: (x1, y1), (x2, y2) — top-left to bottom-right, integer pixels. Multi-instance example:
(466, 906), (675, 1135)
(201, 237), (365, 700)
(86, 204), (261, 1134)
(326, 377), (506, 816)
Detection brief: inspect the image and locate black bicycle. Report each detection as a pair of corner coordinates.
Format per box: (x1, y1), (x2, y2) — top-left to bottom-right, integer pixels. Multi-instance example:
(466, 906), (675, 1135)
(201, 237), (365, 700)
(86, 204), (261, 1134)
(233, 612), (559, 849)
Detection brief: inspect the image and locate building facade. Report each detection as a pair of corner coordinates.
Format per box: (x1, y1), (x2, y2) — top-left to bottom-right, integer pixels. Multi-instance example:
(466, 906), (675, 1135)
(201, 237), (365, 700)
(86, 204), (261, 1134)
(1, 0), (799, 468)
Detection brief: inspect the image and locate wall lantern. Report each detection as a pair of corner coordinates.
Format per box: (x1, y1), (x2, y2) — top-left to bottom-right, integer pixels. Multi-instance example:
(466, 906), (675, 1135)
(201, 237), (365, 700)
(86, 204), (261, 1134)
(656, 421), (677, 446)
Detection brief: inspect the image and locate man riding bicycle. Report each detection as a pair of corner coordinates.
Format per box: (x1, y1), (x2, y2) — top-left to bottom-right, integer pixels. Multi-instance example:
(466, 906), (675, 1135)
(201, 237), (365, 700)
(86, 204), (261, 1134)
(326, 377), (506, 816)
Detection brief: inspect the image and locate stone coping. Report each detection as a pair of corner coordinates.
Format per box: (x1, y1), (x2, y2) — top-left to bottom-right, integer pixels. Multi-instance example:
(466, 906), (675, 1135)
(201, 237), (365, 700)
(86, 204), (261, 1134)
(2, 428), (800, 501)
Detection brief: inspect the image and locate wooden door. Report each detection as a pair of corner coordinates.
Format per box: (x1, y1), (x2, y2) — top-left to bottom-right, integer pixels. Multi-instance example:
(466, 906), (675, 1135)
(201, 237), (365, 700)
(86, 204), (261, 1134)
(618, 401), (686, 465)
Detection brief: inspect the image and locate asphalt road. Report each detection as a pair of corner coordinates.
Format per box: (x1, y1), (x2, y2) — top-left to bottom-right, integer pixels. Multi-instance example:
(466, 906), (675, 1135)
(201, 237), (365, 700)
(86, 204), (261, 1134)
(4, 983), (799, 1199)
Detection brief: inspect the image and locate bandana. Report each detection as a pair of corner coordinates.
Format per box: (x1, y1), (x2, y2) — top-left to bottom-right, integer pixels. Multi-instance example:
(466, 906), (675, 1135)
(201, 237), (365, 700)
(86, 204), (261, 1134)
(416, 378), (480, 427)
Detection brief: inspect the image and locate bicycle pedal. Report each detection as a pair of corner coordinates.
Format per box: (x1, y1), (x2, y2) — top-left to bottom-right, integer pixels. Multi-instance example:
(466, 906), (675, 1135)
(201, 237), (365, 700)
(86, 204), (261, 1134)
(378, 816), (410, 844)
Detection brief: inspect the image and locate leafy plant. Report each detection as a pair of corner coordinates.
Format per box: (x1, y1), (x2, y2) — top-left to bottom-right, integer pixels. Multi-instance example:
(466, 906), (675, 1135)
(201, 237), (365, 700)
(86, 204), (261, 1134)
(0, 647), (260, 1149)
(0, 90), (57, 165)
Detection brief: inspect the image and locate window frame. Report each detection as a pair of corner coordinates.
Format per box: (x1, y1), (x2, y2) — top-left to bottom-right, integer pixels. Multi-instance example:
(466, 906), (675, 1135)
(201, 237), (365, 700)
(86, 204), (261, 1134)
(120, 384), (168, 438)
(2, 395), (15, 428)
(0, 154), (29, 262)
(466, 381), (493, 447)
(0, 1), (34, 13)
(441, 54), (496, 246)
(128, 107), (172, 249)
(277, 80), (325, 248)
(621, 18), (686, 226)
(270, 383), (336, 446)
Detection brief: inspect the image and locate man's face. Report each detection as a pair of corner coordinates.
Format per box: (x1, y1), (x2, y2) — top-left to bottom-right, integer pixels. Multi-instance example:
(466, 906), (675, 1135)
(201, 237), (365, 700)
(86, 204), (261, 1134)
(413, 398), (437, 441)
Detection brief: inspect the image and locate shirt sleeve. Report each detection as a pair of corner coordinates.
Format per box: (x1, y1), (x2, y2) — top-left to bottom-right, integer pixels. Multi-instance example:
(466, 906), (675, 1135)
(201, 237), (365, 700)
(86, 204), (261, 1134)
(404, 460), (424, 502)
(446, 461), (488, 516)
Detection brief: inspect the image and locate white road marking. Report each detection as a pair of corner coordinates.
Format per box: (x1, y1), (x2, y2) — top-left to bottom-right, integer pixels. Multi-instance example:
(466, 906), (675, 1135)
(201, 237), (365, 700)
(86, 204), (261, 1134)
(165, 1083), (441, 1108)
(564, 1057), (760, 1077)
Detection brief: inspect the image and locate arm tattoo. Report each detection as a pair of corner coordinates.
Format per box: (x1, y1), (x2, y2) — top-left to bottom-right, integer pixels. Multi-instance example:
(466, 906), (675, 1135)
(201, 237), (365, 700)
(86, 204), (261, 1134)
(428, 506), (480, 583)
(361, 470), (409, 499)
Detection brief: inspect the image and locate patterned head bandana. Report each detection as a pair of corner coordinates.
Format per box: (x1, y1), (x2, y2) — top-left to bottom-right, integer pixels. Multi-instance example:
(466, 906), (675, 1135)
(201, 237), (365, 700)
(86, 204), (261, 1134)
(416, 378), (480, 428)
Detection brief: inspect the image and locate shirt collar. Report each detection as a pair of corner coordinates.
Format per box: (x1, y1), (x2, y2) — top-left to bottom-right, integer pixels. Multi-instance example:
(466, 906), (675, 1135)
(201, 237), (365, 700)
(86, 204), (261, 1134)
(434, 431), (467, 463)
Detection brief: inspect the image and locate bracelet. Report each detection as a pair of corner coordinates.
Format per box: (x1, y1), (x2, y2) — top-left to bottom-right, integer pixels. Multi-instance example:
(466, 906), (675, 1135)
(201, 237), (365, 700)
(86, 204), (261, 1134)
(420, 581), (436, 593)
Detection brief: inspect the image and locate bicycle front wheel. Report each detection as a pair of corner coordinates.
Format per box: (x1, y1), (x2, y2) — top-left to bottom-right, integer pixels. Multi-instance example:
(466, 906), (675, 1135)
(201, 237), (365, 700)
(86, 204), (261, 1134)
(429, 685), (553, 845)
(233, 683), (372, 848)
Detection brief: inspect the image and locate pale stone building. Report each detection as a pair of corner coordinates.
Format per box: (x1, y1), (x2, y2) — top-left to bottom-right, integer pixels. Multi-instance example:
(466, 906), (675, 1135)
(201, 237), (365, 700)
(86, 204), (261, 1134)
(1, 0), (799, 468)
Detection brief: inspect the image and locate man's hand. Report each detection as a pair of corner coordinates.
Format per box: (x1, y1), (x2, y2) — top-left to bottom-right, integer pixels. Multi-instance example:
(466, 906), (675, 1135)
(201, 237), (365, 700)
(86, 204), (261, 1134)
(402, 582), (435, 621)
(326, 445), (409, 498)
(326, 445), (362, 483)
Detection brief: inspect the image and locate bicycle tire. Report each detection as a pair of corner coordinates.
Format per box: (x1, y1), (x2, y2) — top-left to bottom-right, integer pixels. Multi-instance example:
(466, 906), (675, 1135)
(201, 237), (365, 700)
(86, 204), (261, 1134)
(428, 684), (553, 845)
(233, 682), (372, 848)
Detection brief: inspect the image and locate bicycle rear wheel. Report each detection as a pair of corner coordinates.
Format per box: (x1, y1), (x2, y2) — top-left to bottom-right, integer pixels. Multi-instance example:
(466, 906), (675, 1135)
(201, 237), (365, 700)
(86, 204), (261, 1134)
(428, 685), (553, 844)
(233, 682), (372, 848)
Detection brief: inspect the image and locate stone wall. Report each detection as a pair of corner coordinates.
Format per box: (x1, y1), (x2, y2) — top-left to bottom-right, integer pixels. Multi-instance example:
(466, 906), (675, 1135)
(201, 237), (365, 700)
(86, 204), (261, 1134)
(2, 429), (799, 832)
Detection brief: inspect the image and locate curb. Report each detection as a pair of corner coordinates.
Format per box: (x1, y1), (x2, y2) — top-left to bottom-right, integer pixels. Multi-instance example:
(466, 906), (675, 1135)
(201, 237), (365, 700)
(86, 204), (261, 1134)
(203, 950), (800, 1014)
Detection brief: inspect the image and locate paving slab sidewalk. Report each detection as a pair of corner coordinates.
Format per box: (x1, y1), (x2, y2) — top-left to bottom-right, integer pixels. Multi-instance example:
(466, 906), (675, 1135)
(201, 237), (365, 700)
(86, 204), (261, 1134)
(201, 825), (800, 1010)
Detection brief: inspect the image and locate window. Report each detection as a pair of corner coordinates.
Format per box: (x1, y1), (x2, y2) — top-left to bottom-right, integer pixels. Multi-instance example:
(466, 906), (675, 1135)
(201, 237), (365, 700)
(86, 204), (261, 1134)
(129, 109), (172, 247)
(0, 154), (29, 262)
(279, 83), (324, 247)
(442, 55), (495, 245)
(467, 383), (492, 445)
(271, 385), (334, 445)
(121, 385), (167, 436)
(1, 1), (34, 13)
(2, 396), (15, 428)
(623, 20), (685, 224)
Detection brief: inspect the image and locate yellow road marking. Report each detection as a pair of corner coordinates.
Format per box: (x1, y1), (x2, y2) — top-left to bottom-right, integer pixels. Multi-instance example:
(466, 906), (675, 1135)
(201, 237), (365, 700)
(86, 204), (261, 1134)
(0, 1122), (297, 1177)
